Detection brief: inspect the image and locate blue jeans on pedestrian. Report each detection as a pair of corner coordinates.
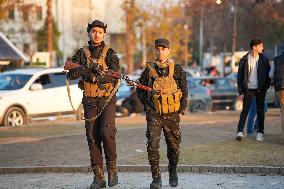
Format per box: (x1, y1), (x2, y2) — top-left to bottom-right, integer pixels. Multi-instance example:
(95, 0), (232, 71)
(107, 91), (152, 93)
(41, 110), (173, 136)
(247, 96), (267, 135)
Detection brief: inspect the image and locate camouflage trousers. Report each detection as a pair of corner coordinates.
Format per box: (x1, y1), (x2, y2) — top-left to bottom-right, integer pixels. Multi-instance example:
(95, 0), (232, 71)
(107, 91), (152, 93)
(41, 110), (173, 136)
(146, 112), (181, 167)
(83, 97), (117, 168)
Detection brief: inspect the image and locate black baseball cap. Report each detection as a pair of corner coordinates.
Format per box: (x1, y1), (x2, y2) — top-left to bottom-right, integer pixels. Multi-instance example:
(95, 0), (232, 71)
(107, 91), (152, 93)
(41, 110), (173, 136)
(87, 20), (107, 33)
(155, 38), (170, 48)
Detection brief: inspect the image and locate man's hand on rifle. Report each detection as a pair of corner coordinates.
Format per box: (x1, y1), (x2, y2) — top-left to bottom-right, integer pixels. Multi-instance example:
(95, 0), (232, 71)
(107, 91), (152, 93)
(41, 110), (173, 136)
(88, 58), (109, 75)
(64, 60), (78, 70)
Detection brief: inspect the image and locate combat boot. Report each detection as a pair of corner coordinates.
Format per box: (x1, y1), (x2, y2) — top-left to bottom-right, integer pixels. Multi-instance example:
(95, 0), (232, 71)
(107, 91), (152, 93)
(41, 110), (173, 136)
(150, 165), (162, 189)
(106, 160), (118, 187)
(168, 164), (178, 187)
(90, 166), (106, 189)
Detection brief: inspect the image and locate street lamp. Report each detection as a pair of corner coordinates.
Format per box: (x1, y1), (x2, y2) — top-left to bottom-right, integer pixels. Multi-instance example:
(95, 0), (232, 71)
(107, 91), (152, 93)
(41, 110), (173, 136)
(184, 23), (189, 67)
(199, 6), (204, 71)
(231, 0), (238, 72)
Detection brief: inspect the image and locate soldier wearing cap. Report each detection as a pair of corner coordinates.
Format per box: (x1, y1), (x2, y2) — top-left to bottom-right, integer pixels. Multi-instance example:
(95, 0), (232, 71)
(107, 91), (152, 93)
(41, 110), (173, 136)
(137, 38), (188, 189)
(66, 20), (119, 189)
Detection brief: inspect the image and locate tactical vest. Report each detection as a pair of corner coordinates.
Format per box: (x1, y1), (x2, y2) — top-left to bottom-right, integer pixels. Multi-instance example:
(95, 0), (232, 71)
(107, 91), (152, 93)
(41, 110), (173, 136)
(148, 61), (182, 114)
(82, 45), (115, 97)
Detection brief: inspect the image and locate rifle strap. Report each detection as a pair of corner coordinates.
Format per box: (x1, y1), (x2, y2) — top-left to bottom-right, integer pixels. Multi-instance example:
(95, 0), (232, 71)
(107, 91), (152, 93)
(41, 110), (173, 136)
(65, 77), (75, 111)
(83, 79), (121, 122)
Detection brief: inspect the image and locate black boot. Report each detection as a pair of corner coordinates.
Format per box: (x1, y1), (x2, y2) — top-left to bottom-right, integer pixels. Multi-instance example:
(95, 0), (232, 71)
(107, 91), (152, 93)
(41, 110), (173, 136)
(90, 166), (106, 189)
(106, 160), (118, 187)
(168, 164), (178, 187)
(150, 165), (162, 189)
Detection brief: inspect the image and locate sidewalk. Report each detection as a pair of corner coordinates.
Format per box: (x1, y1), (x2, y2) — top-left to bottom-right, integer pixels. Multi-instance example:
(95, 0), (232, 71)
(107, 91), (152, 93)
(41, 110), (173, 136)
(0, 172), (283, 189)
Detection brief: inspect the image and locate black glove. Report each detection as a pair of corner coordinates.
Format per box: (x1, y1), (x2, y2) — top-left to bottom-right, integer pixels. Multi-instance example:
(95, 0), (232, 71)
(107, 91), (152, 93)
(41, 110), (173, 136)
(89, 61), (104, 75)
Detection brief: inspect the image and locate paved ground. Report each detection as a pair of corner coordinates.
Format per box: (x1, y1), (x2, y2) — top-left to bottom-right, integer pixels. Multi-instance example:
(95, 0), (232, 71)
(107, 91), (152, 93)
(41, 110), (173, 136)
(0, 111), (282, 167)
(0, 172), (283, 189)
(0, 111), (283, 188)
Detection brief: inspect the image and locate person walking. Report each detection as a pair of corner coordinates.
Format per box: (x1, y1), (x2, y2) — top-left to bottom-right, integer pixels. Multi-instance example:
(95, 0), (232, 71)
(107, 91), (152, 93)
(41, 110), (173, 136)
(271, 51), (284, 135)
(236, 38), (271, 142)
(65, 20), (120, 189)
(137, 38), (188, 189)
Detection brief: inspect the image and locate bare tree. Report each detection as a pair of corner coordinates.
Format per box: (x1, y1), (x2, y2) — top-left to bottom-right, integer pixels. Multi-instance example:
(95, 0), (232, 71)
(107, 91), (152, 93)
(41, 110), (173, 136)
(47, 0), (53, 66)
(122, 0), (137, 74)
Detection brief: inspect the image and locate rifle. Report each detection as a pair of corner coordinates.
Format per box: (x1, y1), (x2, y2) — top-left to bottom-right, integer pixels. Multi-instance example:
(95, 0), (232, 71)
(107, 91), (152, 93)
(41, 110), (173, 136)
(64, 60), (156, 92)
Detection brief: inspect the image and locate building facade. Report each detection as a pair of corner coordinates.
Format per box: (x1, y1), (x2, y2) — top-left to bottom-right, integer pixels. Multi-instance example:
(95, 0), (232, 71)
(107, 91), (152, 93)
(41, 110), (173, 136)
(0, 0), (126, 66)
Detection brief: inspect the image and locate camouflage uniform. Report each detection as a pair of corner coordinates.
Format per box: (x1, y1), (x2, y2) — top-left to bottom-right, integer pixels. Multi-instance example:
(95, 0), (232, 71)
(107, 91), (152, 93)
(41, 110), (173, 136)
(137, 60), (188, 188)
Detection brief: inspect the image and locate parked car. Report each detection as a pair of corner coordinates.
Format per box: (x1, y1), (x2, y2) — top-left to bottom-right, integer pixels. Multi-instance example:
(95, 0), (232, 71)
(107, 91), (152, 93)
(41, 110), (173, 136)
(187, 78), (212, 113)
(116, 78), (212, 114)
(116, 76), (142, 117)
(226, 72), (279, 107)
(192, 77), (243, 111)
(226, 72), (238, 81)
(184, 68), (205, 78)
(0, 68), (83, 126)
(116, 76), (139, 105)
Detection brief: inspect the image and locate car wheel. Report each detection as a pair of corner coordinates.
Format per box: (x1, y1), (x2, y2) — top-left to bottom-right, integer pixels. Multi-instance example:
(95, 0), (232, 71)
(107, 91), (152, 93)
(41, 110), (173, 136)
(4, 107), (27, 127)
(190, 101), (207, 113)
(234, 98), (243, 111)
(76, 103), (84, 120)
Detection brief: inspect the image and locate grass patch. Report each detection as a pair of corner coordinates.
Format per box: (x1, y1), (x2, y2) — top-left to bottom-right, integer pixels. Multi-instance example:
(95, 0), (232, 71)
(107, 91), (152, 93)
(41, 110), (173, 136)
(135, 134), (284, 167)
(0, 124), (85, 139)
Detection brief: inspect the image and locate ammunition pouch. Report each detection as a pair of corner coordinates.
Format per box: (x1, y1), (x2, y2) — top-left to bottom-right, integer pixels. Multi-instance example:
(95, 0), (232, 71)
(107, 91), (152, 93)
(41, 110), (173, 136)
(83, 81), (114, 97)
(152, 90), (182, 114)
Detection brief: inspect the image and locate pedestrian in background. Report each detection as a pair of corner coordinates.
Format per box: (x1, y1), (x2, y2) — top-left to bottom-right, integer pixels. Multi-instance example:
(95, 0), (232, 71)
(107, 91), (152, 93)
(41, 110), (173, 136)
(246, 96), (268, 136)
(236, 38), (271, 142)
(271, 51), (284, 135)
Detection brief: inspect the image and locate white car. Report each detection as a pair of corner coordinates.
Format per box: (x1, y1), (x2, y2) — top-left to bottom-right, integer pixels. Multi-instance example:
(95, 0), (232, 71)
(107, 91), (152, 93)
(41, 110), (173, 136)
(0, 68), (83, 126)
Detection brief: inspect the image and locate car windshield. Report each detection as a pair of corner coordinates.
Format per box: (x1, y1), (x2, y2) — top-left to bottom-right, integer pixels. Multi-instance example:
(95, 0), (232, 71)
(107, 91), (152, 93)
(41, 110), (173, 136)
(0, 74), (32, 90)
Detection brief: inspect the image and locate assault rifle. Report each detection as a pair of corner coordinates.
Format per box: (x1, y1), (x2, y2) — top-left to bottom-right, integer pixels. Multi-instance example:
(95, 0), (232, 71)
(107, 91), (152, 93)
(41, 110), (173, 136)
(64, 61), (155, 92)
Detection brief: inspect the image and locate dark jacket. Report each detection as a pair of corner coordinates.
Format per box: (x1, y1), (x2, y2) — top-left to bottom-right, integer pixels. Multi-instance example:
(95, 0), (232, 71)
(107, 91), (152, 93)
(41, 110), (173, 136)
(137, 62), (188, 113)
(273, 52), (284, 91)
(237, 53), (271, 95)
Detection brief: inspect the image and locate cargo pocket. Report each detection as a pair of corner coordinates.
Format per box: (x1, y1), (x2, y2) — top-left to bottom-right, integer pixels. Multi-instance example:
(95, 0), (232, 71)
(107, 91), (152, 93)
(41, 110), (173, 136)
(103, 123), (117, 140)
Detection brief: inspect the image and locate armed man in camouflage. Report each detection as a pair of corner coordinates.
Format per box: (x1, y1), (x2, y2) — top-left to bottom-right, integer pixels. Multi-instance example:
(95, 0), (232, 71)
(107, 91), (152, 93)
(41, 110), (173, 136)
(66, 20), (119, 189)
(137, 38), (188, 189)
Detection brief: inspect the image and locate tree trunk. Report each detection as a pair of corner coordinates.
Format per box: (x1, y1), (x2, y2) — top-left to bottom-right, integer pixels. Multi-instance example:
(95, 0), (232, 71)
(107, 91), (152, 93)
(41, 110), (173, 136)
(47, 0), (53, 66)
(125, 0), (135, 74)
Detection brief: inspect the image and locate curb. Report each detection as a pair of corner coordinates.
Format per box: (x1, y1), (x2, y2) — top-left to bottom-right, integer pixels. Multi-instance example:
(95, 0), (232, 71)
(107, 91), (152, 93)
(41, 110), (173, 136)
(0, 165), (283, 175)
